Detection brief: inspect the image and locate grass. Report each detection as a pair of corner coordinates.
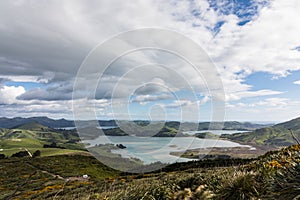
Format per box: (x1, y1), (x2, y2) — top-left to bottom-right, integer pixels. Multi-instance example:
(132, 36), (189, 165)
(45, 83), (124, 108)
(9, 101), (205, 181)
(214, 171), (261, 200)
(1, 123), (300, 199)
(29, 154), (120, 179)
(0, 154), (120, 200)
(0, 138), (43, 149)
(0, 128), (87, 157)
(1, 145), (299, 199)
(221, 125), (300, 147)
(1, 147), (87, 157)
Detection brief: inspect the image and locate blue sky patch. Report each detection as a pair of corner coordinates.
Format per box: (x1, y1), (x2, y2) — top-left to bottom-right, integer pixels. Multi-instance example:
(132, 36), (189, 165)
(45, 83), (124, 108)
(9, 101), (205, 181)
(244, 70), (300, 99)
(6, 81), (45, 90)
(207, 0), (269, 26)
(213, 20), (226, 34)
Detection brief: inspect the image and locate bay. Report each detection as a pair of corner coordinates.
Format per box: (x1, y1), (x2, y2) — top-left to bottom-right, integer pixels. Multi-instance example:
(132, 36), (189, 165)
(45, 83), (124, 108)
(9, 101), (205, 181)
(84, 133), (250, 164)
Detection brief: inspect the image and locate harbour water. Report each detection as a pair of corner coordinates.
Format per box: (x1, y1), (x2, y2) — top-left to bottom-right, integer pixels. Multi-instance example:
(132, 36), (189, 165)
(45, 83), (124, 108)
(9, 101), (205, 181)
(84, 130), (250, 164)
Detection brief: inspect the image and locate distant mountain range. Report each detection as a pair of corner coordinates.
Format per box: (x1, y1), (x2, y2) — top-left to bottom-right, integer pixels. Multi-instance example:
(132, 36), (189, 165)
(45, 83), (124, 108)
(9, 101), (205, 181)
(0, 117), (74, 129)
(0, 117), (117, 129)
(0, 116), (271, 130)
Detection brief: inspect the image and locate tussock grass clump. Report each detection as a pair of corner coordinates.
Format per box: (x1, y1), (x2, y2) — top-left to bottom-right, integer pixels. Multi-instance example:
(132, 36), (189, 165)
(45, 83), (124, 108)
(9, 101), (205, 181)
(266, 163), (300, 200)
(214, 171), (261, 200)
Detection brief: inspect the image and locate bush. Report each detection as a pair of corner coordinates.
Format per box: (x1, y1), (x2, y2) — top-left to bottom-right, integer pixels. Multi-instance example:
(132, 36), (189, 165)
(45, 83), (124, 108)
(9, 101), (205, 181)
(43, 142), (57, 148)
(266, 164), (300, 199)
(11, 151), (30, 158)
(177, 174), (204, 191)
(43, 142), (66, 149)
(32, 150), (41, 158)
(215, 171), (261, 200)
(0, 154), (6, 159)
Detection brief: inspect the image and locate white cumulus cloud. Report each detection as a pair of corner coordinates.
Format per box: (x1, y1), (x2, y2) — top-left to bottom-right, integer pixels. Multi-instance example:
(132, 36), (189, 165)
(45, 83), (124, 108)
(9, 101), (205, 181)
(294, 80), (300, 85)
(0, 86), (25, 104)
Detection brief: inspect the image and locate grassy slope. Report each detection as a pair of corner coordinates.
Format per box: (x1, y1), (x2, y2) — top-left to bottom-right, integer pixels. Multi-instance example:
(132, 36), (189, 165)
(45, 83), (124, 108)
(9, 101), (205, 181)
(1, 145), (299, 199)
(0, 123), (86, 157)
(221, 117), (300, 146)
(2, 120), (300, 199)
(194, 132), (219, 139)
(0, 155), (120, 200)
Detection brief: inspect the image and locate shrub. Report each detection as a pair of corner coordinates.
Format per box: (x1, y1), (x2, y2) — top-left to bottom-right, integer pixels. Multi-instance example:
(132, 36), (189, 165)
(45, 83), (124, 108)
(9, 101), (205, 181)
(43, 142), (66, 149)
(214, 171), (261, 200)
(266, 164), (300, 199)
(177, 174), (204, 191)
(11, 151), (30, 158)
(0, 153), (6, 159)
(33, 150), (41, 158)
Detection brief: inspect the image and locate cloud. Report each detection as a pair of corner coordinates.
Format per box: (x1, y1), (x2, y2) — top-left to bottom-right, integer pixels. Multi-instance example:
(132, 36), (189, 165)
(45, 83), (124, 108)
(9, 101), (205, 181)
(0, 73), (54, 83)
(226, 89), (283, 101)
(225, 97), (300, 121)
(0, 0), (284, 101)
(211, 0), (300, 78)
(132, 93), (172, 103)
(18, 87), (72, 101)
(227, 98), (293, 109)
(0, 0), (299, 120)
(0, 98), (110, 120)
(294, 80), (300, 85)
(162, 100), (194, 109)
(159, 95), (210, 109)
(0, 0), (181, 81)
(17, 81), (74, 101)
(0, 86), (25, 104)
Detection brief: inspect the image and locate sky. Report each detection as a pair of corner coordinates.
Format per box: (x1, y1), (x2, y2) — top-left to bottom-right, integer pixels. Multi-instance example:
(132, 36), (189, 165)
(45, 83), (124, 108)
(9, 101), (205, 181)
(0, 0), (300, 122)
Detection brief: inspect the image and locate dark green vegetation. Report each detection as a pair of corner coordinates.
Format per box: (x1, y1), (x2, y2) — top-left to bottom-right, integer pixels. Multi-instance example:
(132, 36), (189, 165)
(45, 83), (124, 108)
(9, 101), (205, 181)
(1, 145), (300, 199)
(221, 116), (300, 146)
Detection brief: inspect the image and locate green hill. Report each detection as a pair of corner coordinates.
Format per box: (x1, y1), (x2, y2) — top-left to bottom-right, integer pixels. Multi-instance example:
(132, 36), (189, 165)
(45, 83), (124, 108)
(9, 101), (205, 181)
(221, 117), (300, 146)
(0, 122), (85, 157)
(273, 117), (300, 130)
(13, 121), (51, 131)
(99, 125), (185, 137)
(195, 132), (219, 139)
(1, 122), (79, 141)
(0, 116), (75, 128)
